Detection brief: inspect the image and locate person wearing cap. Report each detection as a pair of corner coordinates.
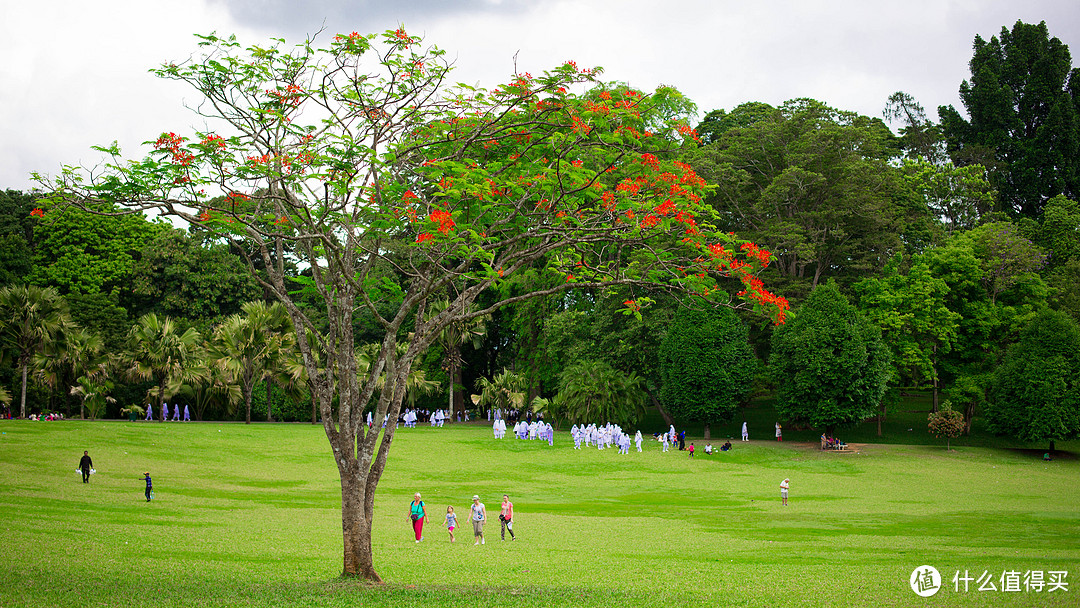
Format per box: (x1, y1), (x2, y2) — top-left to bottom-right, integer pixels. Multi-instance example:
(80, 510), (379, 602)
(780, 478), (789, 506)
(470, 495), (486, 545)
(139, 472), (153, 501)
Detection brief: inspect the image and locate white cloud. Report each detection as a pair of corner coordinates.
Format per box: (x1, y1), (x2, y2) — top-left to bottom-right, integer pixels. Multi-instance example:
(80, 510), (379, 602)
(3, 0), (1078, 191)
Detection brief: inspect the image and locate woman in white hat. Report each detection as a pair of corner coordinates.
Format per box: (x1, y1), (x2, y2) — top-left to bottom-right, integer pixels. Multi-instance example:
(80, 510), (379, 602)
(470, 495), (486, 545)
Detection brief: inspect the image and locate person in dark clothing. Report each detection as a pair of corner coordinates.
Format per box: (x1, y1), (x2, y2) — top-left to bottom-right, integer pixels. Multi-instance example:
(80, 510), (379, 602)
(139, 472), (153, 501)
(678, 431), (685, 451)
(79, 451), (93, 483)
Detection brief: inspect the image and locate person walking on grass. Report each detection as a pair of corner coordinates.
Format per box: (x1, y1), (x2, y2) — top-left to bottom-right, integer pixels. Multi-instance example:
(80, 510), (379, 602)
(139, 472), (153, 501)
(408, 492), (426, 542)
(500, 494), (515, 541)
(445, 506), (458, 542)
(471, 495), (486, 545)
(79, 451), (93, 483)
(688, 443), (695, 458)
(741, 421), (748, 442)
(780, 478), (789, 506)
(775, 422), (782, 442)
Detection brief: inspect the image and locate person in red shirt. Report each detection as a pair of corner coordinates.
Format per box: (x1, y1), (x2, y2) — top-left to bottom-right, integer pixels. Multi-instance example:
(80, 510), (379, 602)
(500, 494), (515, 540)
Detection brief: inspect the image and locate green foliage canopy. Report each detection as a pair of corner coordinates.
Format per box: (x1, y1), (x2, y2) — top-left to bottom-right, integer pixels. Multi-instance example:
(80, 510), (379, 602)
(769, 281), (891, 433)
(659, 305), (754, 430)
(988, 309), (1080, 449)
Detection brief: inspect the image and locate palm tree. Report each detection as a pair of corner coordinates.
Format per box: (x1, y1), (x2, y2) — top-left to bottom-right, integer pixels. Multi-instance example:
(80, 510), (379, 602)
(123, 313), (203, 417)
(35, 327), (106, 419)
(472, 368), (526, 416)
(428, 299), (488, 422)
(0, 285), (72, 418)
(178, 345), (242, 421)
(555, 360), (648, 426)
(355, 342), (441, 410)
(210, 301), (295, 424)
(69, 376), (116, 420)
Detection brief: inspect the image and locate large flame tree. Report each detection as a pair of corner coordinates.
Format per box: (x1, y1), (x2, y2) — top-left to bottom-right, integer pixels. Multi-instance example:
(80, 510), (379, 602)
(39, 29), (787, 581)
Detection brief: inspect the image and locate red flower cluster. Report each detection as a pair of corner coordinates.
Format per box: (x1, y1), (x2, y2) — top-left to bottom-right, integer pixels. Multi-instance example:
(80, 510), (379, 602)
(737, 276), (790, 324)
(639, 153), (660, 170)
(739, 242), (772, 267)
(154, 132), (194, 166)
(266, 84), (303, 107)
(416, 232), (434, 244)
(430, 209), (455, 234)
(601, 190), (617, 211)
(676, 122), (701, 142)
(226, 192), (251, 207)
(30, 208), (44, 217)
(201, 134), (226, 149)
(655, 200), (676, 216)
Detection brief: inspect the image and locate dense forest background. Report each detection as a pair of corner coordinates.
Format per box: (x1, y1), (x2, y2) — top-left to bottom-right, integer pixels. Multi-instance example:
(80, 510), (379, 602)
(2, 20), (1079, 450)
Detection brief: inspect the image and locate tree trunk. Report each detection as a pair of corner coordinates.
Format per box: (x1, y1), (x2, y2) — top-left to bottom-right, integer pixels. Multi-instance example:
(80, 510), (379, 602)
(266, 377), (273, 422)
(703, 422), (711, 439)
(877, 401), (885, 437)
(245, 387), (253, 425)
(931, 344), (939, 413)
(19, 364), (28, 418)
(649, 391), (673, 426)
(311, 393), (318, 424)
(453, 367), (464, 420)
(1049, 440), (1055, 455)
(340, 472), (381, 581)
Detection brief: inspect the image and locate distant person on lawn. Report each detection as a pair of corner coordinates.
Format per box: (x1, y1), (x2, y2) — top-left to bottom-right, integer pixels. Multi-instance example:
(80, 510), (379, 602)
(742, 421), (749, 441)
(775, 422), (782, 442)
(139, 472), (153, 501)
(79, 451), (93, 483)
(780, 478), (789, 506)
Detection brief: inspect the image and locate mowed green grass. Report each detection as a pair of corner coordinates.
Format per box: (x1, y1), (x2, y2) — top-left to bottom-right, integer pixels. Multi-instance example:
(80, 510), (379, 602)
(0, 420), (1077, 607)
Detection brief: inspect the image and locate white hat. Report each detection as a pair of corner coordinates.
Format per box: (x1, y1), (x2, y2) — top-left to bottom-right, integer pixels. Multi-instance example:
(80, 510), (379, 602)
(472, 495), (480, 500)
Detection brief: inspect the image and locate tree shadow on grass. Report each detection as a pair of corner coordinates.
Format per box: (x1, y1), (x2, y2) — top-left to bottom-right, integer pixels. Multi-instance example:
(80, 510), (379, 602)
(1006, 448), (1076, 461)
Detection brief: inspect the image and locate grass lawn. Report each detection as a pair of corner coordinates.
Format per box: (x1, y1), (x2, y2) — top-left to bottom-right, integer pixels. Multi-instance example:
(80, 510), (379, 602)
(0, 419), (1077, 607)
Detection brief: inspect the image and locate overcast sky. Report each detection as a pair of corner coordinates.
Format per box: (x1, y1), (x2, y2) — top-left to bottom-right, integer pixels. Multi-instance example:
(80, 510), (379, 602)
(2, 0), (1078, 192)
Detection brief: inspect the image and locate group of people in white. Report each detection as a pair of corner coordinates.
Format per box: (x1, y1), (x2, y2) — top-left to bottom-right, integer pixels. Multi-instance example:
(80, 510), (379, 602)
(568, 423), (646, 453)
(493, 417), (555, 445)
(400, 408), (452, 428)
(143, 403), (191, 421)
(366, 408), (462, 428)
